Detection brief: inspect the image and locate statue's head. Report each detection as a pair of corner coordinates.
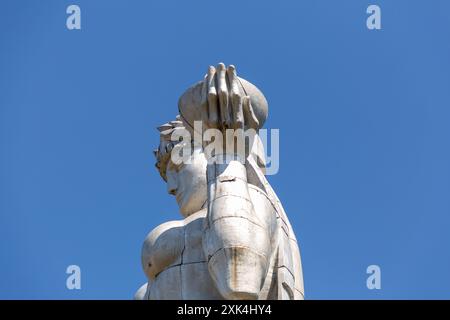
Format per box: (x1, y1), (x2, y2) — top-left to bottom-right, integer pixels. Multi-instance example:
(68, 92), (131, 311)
(154, 116), (207, 217)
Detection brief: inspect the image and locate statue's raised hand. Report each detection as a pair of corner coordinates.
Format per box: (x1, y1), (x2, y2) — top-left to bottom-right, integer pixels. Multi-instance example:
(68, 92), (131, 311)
(202, 63), (259, 132)
(178, 63), (268, 136)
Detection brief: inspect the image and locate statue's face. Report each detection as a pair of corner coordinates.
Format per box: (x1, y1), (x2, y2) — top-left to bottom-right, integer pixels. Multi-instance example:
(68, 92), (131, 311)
(165, 147), (207, 217)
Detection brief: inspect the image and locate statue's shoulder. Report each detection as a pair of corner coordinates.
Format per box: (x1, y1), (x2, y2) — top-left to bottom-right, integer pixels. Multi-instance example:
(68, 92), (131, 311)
(142, 209), (207, 280)
(145, 219), (184, 246)
(145, 208), (207, 249)
(183, 208), (207, 224)
(142, 218), (185, 280)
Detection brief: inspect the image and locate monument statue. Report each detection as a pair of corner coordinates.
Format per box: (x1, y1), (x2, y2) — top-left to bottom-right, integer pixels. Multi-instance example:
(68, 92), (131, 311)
(134, 63), (304, 300)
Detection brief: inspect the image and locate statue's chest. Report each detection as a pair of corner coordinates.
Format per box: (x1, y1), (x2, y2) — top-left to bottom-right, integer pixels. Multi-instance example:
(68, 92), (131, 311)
(150, 214), (206, 276)
(148, 213), (223, 299)
(180, 215), (206, 264)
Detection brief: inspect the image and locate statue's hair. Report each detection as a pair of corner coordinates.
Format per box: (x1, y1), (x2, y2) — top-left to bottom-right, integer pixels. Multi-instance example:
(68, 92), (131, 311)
(153, 115), (185, 181)
(154, 115), (267, 182)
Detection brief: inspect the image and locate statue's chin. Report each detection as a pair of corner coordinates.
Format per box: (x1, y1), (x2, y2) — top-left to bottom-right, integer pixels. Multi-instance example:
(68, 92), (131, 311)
(177, 193), (205, 217)
(179, 204), (198, 218)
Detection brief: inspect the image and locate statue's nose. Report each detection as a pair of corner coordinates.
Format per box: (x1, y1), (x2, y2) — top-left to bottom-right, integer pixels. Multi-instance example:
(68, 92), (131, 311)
(166, 169), (178, 195)
(167, 179), (177, 196)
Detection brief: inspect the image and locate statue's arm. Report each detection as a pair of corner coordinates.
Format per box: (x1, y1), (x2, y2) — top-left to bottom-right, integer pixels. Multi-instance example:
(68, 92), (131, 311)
(202, 155), (272, 299)
(194, 63), (272, 299)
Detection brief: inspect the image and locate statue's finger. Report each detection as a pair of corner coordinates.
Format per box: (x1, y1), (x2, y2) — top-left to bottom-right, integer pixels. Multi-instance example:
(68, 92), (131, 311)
(201, 72), (209, 128)
(217, 63), (230, 129)
(227, 65), (243, 129)
(207, 66), (219, 128)
(243, 96), (259, 129)
(201, 70), (208, 107)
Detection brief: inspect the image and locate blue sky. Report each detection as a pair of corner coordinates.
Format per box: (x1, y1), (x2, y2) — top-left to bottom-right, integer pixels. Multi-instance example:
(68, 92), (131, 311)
(1, 0), (450, 299)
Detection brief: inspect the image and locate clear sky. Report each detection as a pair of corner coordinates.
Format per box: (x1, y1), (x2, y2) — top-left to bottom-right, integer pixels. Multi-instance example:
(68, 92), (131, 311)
(1, 0), (450, 299)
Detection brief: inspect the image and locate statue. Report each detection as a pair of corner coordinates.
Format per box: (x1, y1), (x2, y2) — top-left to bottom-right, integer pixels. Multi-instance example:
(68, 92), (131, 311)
(134, 63), (304, 300)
